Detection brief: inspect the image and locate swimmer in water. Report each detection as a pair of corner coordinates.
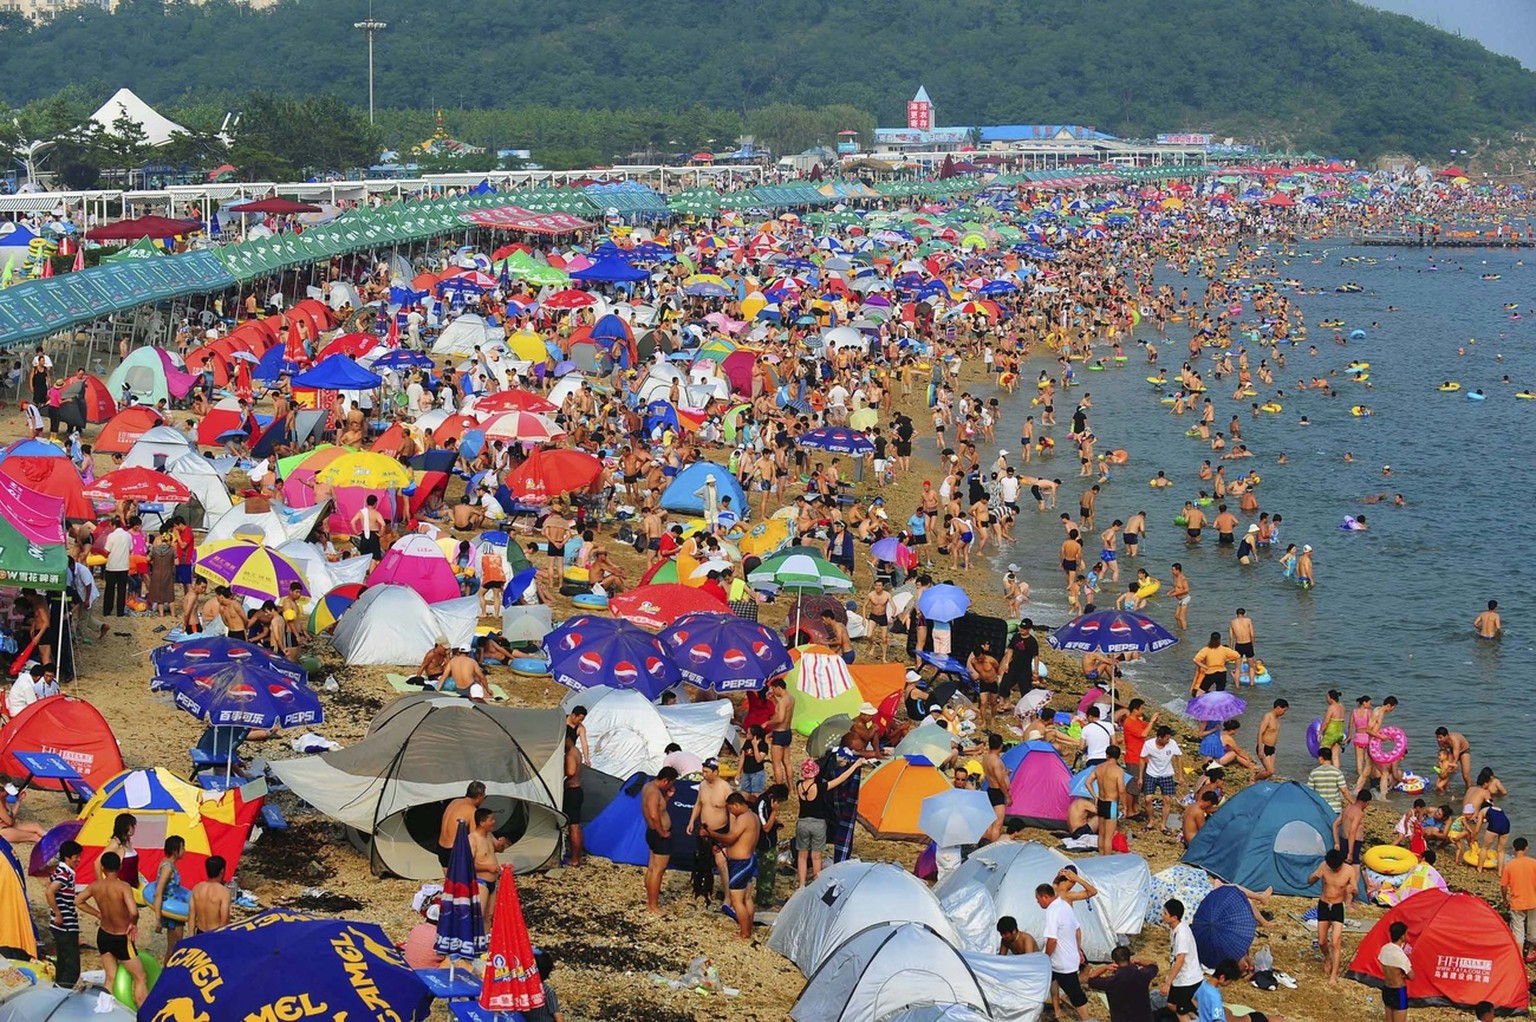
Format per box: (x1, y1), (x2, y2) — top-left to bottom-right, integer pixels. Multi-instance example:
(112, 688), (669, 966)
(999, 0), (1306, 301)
(1473, 600), (1502, 640)
(1277, 453), (1287, 464)
(1150, 471), (1173, 488)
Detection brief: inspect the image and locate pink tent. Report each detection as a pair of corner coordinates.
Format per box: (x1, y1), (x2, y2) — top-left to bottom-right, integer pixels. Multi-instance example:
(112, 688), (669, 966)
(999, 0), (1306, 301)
(367, 534), (460, 603)
(156, 349), (199, 400)
(280, 472), (400, 537)
(1003, 740), (1072, 829)
(0, 474), (67, 544)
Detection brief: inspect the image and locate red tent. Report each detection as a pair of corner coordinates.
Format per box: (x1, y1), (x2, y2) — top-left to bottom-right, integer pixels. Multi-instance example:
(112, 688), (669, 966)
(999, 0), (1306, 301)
(0, 456), (92, 520)
(1345, 889), (1527, 1013)
(94, 405), (164, 454)
(231, 197), (322, 215)
(0, 695), (123, 792)
(61, 375), (116, 423)
(1261, 193), (1296, 208)
(90, 216), (203, 242)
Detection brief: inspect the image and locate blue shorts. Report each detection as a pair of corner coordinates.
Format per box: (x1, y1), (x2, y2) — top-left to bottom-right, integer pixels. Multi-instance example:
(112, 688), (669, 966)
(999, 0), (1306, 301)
(1101, 550), (1116, 562)
(175, 564), (193, 584)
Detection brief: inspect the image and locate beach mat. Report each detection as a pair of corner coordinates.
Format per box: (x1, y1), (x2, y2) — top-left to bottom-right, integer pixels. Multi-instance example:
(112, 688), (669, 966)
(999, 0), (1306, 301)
(385, 673), (508, 701)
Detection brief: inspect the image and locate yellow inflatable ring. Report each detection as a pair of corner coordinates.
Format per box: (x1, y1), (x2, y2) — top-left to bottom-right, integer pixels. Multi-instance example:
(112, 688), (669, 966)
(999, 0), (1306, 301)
(86, 554), (107, 567)
(563, 566), (590, 583)
(1464, 847), (1500, 869)
(1136, 579), (1161, 599)
(1362, 845), (1417, 876)
(1260, 403), (1282, 413)
(1438, 383), (1461, 392)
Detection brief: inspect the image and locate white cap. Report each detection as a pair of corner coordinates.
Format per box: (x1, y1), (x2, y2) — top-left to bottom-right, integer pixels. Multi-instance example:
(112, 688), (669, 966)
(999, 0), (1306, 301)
(1007, 563), (1020, 572)
(905, 669), (922, 683)
(1303, 544), (1313, 552)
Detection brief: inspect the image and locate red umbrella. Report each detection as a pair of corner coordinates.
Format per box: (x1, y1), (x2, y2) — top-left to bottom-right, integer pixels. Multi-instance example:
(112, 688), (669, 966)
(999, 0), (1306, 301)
(0, 457), (92, 520)
(231, 197), (322, 215)
(93, 406), (163, 454)
(481, 411), (565, 443)
(609, 583), (729, 631)
(473, 389), (557, 414)
(541, 289), (597, 311)
(480, 865), (544, 1012)
(89, 216), (203, 241)
(505, 448), (601, 504)
(83, 467), (190, 503)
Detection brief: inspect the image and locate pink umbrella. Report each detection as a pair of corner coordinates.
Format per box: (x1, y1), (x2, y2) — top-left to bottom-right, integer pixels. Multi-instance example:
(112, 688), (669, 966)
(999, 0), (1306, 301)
(480, 410), (566, 443)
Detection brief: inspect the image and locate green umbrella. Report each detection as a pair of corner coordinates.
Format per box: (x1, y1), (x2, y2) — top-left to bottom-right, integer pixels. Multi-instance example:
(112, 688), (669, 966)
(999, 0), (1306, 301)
(747, 545), (853, 593)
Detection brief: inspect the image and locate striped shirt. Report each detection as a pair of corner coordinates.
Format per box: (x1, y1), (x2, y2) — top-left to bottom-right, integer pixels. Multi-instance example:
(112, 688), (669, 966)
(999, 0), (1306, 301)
(1308, 764), (1348, 813)
(48, 863), (77, 932)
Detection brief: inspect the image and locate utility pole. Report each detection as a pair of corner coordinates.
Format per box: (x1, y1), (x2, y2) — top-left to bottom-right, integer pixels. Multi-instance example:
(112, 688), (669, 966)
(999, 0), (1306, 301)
(353, 3), (387, 124)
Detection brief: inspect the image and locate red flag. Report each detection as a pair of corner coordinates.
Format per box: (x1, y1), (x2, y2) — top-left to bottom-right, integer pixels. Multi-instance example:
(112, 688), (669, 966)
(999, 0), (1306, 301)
(282, 316), (308, 365)
(386, 312), (400, 349)
(39, 257), (53, 278)
(71, 247), (84, 273)
(479, 866), (544, 1012)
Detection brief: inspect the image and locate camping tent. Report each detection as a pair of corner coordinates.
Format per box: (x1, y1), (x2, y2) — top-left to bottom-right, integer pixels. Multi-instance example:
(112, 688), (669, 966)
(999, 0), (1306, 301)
(119, 425), (197, 470)
(1182, 781), (1336, 896)
(1000, 741), (1071, 829)
(857, 756), (951, 840)
(934, 842), (1149, 962)
(162, 453), (234, 525)
(659, 460), (749, 520)
(330, 585), (478, 665)
(556, 686), (671, 780)
(203, 500), (327, 547)
(0, 838), (33, 960)
(1346, 889), (1527, 1013)
(789, 922), (1049, 1022)
(583, 772), (700, 869)
(269, 694), (565, 878)
(106, 347), (196, 406)
(0, 695), (123, 792)
(367, 534), (461, 604)
(769, 861), (962, 975)
(431, 314), (498, 356)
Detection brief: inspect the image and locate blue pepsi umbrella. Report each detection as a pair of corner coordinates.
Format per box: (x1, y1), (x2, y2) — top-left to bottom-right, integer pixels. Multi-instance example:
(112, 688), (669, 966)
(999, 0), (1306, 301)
(658, 611), (791, 693)
(796, 426), (874, 456)
(140, 909), (432, 1022)
(164, 661), (324, 730)
(1047, 609), (1178, 655)
(372, 349), (436, 371)
(544, 615), (681, 700)
(149, 635), (306, 688)
(917, 583), (970, 623)
(434, 820), (487, 973)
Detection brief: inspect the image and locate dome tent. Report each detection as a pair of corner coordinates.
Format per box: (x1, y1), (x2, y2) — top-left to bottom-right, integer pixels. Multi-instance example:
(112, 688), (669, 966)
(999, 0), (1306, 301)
(769, 861), (962, 975)
(583, 772), (700, 869)
(0, 695), (123, 792)
(659, 460), (749, 521)
(330, 584), (478, 665)
(555, 686), (671, 781)
(269, 694), (565, 879)
(1182, 780), (1336, 896)
(999, 740), (1071, 829)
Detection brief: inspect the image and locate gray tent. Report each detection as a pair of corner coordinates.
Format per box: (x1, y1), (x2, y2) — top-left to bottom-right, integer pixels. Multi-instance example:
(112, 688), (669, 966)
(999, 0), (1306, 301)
(269, 694), (565, 878)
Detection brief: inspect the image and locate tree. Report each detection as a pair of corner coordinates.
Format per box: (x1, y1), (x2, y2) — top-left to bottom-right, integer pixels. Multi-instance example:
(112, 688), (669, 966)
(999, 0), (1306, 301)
(102, 111), (151, 181)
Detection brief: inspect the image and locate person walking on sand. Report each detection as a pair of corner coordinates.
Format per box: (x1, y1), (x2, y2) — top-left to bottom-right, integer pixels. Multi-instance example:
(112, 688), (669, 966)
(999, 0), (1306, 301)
(1377, 921), (1413, 1022)
(1501, 837), (1536, 962)
(706, 793), (761, 939)
(1088, 746), (1126, 856)
(766, 678), (794, 787)
(641, 767), (678, 913)
(1308, 848), (1358, 986)
(77, 852), (147, 1006)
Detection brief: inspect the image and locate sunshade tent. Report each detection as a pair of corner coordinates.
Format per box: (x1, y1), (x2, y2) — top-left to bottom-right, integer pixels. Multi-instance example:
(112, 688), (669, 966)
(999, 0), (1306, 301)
(856, 756), (951, 840)
(330, 585), (478, 665)
(292, 354), (383, 391)
(659, 460), (749, 520)
(1182, 780), (1336, 896)
(367, 534), (461, 603)
(768, 860), (962, 975)
(269, 694), (566, 878)
(0, 695), (123, 792)
(0, 838), (34, 960)
(1000, 740), (1072, 828)
(552, 686), (671, 781)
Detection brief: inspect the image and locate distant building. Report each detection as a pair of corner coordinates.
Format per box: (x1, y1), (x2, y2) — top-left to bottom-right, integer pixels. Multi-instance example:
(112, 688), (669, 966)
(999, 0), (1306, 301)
(0, 0), (273, 22)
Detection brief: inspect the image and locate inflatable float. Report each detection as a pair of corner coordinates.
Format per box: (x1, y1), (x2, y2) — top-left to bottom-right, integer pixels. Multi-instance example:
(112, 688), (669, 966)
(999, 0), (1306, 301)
(1362, 845), (1417, 876)
(1260, 403), (1282, 413)
(1350, 406), (1371, 417)
(1438, 383), (1461, 392)
(1369, 726), (1407, 765)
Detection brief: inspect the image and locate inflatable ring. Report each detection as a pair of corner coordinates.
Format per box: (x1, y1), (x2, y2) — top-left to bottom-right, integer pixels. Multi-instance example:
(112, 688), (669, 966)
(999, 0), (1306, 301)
(1305, 717), (1323, 758)
(1260, 403), (1282, 413)
(1396, 773), (1426, 795)
(1438, 383), (1461, 392)
(1362, 845), (1417, 876)
(140, 880), (188, 922)
(1110, 450), (1129, 465)
(1466, 392), (1486, 401)
(1136, 580), (1160, 599)
(1147, 377), (1167, 385)
(1173, 515), (1188, 526)
(1184, 429), (1202, 437)
(509, 656), (551, 677)
(563, 566), (590, 583)
(1350, 406), (1370, 417)
(1517, 393), (1536, 400)
(86, 554), (106, 567)
(1160, 398), (1177, 406)
(1087, 365), (1105, 372)
(571, 592), (610, 609)
(1369, 726), (1407, 765)
(1464, 847), (1500, 869)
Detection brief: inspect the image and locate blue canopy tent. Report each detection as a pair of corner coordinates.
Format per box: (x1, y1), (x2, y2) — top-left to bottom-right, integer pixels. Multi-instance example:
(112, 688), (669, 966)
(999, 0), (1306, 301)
(570, 256), (648, 284)
(1182, 781), (1337, 896)
(291, 355), (384, 391)
(252, 343), (305, 385)
(659, 460), (748, 520)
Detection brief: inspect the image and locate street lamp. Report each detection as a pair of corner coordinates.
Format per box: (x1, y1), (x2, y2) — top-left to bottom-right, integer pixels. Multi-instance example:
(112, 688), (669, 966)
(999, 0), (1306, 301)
(353, 10), (387, 124)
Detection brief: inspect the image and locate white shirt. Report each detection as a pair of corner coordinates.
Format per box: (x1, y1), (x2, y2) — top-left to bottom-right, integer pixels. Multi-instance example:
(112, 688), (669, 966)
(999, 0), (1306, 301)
(7, 672), (36, 715)
(1082, 719), (1114, 761)
(1170, 921), (1203, 986)
(827, 384), (849, 409)
(103, 528), (133, 572)
(999, 476), (1020, 503)
(1143, 739), (1182, 778)
(1042, 898), (1080, 972)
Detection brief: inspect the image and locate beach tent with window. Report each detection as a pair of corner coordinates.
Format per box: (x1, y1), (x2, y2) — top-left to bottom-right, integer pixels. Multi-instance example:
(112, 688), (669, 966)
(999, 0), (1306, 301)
(106, 346), (197, 406)
(789, 922), (1050, 1022)
(1182, 780), (1335, 896)
(1345, 889), (1527, 1013)
(367, 534), (461, 604)
(0, 695), (123, 793)
(659, 460), (748, 520)
(270, 694), (565, 878)
(1000, 741), (1071, 829)
(330, 584), (478, 665)
(431, 314), (499, 356)
(769, 861), (961, 975)
(120, 425), (198, 470)
(57, 374), (116, 428)
(583, 772), (700, 869)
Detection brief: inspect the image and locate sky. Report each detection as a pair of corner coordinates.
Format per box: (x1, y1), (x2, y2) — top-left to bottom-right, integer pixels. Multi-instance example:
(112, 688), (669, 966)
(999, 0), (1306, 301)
(1359, 0), (1536, 69)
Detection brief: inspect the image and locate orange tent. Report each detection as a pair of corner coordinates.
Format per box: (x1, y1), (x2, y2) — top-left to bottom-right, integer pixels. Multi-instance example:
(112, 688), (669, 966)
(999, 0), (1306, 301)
(856, 755), (950, 840)
(94, 406), (163, 454)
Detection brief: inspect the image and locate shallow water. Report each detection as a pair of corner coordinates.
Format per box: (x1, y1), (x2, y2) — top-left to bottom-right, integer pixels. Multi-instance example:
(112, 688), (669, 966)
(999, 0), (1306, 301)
(983, 243), (1536, 822)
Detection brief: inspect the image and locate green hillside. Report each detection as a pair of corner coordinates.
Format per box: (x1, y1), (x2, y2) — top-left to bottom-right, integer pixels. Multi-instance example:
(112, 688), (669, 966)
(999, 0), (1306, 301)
(2, 0), (1534, 158)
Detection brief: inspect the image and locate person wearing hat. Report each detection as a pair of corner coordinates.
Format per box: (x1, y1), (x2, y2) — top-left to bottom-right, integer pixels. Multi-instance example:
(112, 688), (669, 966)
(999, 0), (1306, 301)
(1236, 522), (1260, 564)
(846, 703), (883, 759)
(1296, 543), (1316, 589)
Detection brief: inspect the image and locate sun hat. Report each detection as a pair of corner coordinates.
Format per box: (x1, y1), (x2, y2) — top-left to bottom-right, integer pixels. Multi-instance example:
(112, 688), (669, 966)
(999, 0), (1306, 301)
(858, 702), (878, 716)
(800, 759), (820, 779)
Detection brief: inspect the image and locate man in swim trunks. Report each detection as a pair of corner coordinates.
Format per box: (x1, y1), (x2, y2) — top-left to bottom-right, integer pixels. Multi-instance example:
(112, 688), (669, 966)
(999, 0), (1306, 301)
(864, 580), (892, 660)
(1377, 921), (1413, 1022)
(469, 807), (501, 916)
(1182, 502), (1206, 542)
(1060, 529), (1083, 590)
(1254, 699), (1287, 781)
(641, 767), (678, 913)
(1228, 607), (1257, 679)
(766, 679), (794, 786)
(981, 734), (1010, 843)
(77, 851), (147, 1006)
(706, 793), (761, 939)
(1474, 599), (1502, 639)
(1123, 510), (1146, 559)
(1307, 848), (1358, 985)
(1099, 520), (1121, 582)
(969, 641), (1002, 729)
(1333, 789), (1372, 867)
(438, 781), (489, 871)
(1089, 746), (1126, 856)
(1434, 727), (1473, 793)
(1168, 563), (1191, 629)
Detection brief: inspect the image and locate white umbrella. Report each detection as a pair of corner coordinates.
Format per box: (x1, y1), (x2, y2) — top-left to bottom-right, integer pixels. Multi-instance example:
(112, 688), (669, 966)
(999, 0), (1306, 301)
(918, 788), (996, 846)
(688, 557), (736, 579)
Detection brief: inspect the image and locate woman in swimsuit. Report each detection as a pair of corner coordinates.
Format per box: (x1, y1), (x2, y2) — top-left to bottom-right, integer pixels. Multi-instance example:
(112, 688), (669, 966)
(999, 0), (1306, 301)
(1468, 767), (1512, 874)
(1348, 697), (1374, 790)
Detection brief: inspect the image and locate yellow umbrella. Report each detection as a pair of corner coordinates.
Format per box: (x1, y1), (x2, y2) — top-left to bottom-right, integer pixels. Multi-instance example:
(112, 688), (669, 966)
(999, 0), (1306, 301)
(738, 517), (792, 558)
(849, 407), (879, 430)
(316, 451), (413, 489)
(507, 330), (548, 362)
(194, 539), (310, 600)
(741, 292), (768, 321)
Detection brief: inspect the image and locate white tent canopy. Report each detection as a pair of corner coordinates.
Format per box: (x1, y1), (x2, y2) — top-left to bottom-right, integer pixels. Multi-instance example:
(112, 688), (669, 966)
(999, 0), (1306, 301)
(162, 452), (232, 523)
(769, 861), (961, 975)
(330, 585), (477, 665)
(432, 314), (498, 356)
(89, 88), (187, 148)
(556, 686), (735, 779)
(121, 426), (197, 470)
(203, 500), (327, 547)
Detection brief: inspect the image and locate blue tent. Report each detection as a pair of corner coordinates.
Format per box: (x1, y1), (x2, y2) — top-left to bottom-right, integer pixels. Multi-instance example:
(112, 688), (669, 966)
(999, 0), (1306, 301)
(660, 460), (749, 521)
(589, 313), (632, 344)
(1182, 781), (1336, 896)
(291, 354), (383, 391)
(643, 400), (680, 436)
(570, 255), (648, 284)
(253, 343), (305, 384)
(584, 773), (699, 869)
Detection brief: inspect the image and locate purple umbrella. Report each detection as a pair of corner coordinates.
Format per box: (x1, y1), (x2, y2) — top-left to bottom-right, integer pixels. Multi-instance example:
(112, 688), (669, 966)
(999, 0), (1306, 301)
(658, 611), (791, 693)
(870, 536), (916, 569)
(544, 615), (681, 700)
(28, 820), (83, 877)
(1185, 691), (1247, 721)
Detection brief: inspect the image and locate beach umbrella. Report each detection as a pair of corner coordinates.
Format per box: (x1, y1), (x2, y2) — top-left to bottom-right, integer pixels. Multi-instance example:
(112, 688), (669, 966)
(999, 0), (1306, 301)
(1190, 886), (1257, 966)
(194, 539), (309, 600)
(149, 634), (306, 687)
(918, 788), (996, 846)
(797, 426), (874, 455)
(481, 410), (565, 443)
(1185, 691), (1247, 722)
(505, 448), (602, 504)
(479, 866), (545, 1013)
(807, 714), (853, 759)
(307, 582), (366, 634)
(1047, 609), (1178, 654)
(895, 722), (959, 765)
(27, 819), (83, 877)
(917, 583), (970, 623)
(542, 288), (597, 310)
(543, 614), (681, 700)
(435, 820), (488, 977)
(1145, 864), (1218, 925)
(658, 611), (792, 693)
(82, 466), (189, 504)
(316, 450), (413, 489)
(869, 536), (916, 570)
(747, 546), (853, 594)
(163, 660), (323, 731)
(609, 583), (728, 631)
(140, 910), (432, 1022)
(847, 407), (879, 431)
(473, 389), (558, 414)
(371, 349), (436, 371)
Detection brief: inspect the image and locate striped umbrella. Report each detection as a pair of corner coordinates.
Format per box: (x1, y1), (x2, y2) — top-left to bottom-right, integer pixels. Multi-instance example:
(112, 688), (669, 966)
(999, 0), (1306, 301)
(307, 582), (366, 634)
(746, 546), (853, 594)
(194, 540), (309, 601)
(480, 410), (566, 443)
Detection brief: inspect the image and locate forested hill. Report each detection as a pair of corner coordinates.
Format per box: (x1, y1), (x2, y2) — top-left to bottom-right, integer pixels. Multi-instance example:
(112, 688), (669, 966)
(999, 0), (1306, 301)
(4, 0), (1536, 156)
